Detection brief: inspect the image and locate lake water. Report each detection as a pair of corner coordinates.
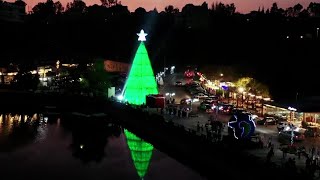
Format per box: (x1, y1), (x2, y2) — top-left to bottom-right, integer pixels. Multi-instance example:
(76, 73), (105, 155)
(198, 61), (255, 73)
(0, 113), (205, 180)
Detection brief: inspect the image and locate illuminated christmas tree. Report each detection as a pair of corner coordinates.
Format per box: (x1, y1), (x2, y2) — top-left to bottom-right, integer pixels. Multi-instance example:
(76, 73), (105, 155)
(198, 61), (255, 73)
(124, 129), (153, 179)
(123, 30), (158, 105)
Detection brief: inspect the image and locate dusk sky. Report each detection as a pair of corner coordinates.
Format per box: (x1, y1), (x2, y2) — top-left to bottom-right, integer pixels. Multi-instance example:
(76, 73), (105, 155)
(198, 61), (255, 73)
(16, 0), (319, 13)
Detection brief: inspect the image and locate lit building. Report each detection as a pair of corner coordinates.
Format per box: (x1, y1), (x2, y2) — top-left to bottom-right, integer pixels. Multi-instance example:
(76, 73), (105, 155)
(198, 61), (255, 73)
(0, 66), (18, 84)
(298, 97), (320, 125)
(37, 66), (54, 86)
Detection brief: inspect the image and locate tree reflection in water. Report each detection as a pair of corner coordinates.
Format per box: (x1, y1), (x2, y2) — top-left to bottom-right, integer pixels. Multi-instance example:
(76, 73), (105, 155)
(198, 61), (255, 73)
(68, 119), (121, 164)
(0, 113), (40, 152)
(124, 129), (153, 180)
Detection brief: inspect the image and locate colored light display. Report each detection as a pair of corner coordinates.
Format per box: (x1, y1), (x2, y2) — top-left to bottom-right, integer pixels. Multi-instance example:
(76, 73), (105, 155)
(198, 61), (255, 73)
(124, 129), (154, 179)
(123, 30), (158, 105)
(228, 113), (256, 139)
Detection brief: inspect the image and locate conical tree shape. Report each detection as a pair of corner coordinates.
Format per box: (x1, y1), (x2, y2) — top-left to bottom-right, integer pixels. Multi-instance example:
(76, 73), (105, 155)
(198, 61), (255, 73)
(123, 42), (158, 105)
(124, 129), (153, 179)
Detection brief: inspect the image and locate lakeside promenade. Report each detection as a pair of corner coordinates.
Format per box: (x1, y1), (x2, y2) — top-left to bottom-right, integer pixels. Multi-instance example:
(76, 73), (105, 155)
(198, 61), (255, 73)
(0, 90), (317, 179)
(155, 109), (320, 179)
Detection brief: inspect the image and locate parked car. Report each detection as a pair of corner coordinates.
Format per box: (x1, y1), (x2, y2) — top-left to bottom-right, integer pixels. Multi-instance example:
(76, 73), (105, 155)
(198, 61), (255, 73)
(278, 130), (305, 142)
(203, 98), (217, 104)
(231, 108), (247, 115)
(186, 84), (200, 90)
(257, 117), (277, 125)
(189, 87), (206, 94)
(193, 93), (208, 99)
(305, 126), (320, 137)
(218, 104), (234, 114)
(175, 81), (183, 86)
(206, 95), (218, 99)
(277, 121), (290, 131)
(180, 98), (192, 105)
(198, 102), (212, 111)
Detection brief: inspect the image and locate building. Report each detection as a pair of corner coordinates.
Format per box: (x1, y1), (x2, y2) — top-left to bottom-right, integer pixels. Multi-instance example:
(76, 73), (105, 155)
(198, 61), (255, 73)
(0, 66), (19, 84)
(263, 103), (302, 126)
(0, 0), (26, 23)
(298, 97), (320, 125)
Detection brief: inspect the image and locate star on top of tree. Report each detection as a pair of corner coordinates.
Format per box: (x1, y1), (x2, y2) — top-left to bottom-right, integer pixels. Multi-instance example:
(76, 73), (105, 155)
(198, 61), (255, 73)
(137, 29), (147, 41)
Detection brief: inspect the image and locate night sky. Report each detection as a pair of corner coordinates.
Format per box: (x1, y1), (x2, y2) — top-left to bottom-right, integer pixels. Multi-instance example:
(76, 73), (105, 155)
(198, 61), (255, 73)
(14, 0), (317, 13)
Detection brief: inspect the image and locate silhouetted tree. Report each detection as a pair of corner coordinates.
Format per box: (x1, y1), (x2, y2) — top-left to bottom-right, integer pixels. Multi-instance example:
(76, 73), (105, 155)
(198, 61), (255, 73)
(108, 4), (130, 16)
(270, 2), (279, 14)
(134, 7), (146, 16)
(69, 121), (115, 164)
(299, 9), (310, 18)
(247, 80), (270, 98)
(100, 0), (118, 7)
(211, 2), (235, 16)
(266, 8), (270, 14)
(199, 65), (239, 82)
(308, 2), (320, 17)
(1, 0), (320, 102)
(32, 0), (56, 21)
(85, 59), (112, 97)
(54, 1), (64, 14)
(12, 73), (40, 91)
(165, 5), (179, 14)
(286, 7), (294, 17)
(66, 0), (86, 14)
(226, 3), (236, 15)
(293, 3), (303, 17)
(14, 0), (26, 7)
(86, 4), (108, 22)
(152, 8), (158, 13)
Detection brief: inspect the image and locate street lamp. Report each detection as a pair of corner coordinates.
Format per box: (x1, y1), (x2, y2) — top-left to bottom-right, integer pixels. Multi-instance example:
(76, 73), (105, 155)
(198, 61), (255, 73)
(237, 87), (245, 108)
(288, 106), (297, 122)
(165, 92), (175, 98)
(165, 92), (175, 104)
(238, 87), (244, 93)
(317, 28), (319, 39)
(220, 73), (223, 77)
(56, 60), (60, 69)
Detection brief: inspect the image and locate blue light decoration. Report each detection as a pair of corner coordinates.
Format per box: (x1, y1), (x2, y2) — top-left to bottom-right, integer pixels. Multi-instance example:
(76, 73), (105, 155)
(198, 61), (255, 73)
(228, 113), (256, 139)
(221, 86), (229, 91)
(291, 129), (294, 145)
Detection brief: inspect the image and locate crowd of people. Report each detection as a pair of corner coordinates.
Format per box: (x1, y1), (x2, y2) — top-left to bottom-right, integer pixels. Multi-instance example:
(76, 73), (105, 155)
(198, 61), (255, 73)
(264, 136), (320, 179)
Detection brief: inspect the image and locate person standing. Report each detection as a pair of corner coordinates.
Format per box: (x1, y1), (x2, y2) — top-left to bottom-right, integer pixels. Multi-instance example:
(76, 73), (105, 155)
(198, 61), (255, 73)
(312, 146), (316, 158)
(268, 137), (272, 148)
(266, 145), (274, 163)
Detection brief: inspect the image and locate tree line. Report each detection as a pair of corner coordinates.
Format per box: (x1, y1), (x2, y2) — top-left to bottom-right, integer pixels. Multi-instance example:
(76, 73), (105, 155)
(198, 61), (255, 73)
(1, 0), (319, 64)
(1, 0), (320, 101)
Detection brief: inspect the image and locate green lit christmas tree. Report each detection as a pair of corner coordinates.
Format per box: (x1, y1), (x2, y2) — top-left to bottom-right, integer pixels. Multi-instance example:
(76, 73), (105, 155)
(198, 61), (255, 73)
(124, 129), (154, 179)
(123, 30), (158, 105)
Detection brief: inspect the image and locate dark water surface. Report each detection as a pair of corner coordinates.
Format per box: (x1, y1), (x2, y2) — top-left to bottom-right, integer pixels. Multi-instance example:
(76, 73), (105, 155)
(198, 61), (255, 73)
(0, 113), (205, 180)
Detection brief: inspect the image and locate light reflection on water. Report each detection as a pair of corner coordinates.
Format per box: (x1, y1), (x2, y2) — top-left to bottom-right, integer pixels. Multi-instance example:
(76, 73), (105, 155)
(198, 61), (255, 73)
(0, 113), (206, 180)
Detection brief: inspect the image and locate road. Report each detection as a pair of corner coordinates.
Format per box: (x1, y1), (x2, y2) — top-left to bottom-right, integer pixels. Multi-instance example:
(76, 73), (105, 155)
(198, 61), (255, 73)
(155, 72), (320, 177)
(159, 72), (320, 150)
